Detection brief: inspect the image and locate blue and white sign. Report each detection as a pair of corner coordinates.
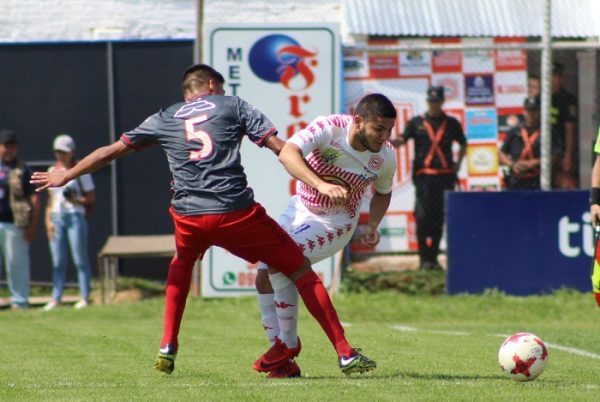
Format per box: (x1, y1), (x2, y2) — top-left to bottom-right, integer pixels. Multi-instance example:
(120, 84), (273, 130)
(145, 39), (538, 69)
(447, 191), (592, 295)
(465, 108), (498, 142)
(203, 23), (341, 297)
(465, 74), (494, 105)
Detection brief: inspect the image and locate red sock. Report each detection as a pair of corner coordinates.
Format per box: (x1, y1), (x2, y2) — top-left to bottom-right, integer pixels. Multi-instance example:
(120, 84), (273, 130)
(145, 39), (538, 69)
(294, 271), (353, 357)
(161, 256), (193, 350)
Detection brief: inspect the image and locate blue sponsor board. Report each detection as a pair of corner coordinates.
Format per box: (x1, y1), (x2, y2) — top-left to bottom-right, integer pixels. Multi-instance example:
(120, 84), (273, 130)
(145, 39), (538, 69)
(447, 191), (592, 295)
(465, 74), (494, 105)
(465, 108), (498, 141)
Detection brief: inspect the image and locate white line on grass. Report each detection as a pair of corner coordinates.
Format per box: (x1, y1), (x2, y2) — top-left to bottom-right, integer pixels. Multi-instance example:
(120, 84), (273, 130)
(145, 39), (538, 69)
(392, 324), (468, 336)
(392, 325), (600, 360)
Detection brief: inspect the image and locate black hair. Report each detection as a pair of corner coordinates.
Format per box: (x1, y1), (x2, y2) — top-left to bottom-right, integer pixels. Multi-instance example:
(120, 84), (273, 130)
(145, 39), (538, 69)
(354, 93), (397, 121)
(181, 64), (225, 95)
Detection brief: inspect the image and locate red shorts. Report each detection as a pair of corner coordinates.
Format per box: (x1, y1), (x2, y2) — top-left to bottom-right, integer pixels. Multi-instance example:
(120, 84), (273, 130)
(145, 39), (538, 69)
(170, 203), (305, 276)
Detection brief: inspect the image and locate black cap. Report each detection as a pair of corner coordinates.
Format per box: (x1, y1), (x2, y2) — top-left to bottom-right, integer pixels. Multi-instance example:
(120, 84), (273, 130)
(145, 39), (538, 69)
(427, 86), (445, 102)
(523, 96), (541, 110)
(552, 62), (564, 75)
(0, 129), (17, 145)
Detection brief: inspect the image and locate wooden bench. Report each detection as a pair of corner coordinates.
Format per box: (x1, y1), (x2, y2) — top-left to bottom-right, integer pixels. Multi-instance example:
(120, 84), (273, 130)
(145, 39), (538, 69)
(97, 234), (200, 304)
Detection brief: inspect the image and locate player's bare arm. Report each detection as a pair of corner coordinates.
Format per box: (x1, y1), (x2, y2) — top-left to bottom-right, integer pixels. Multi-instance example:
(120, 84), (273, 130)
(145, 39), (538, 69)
(264, 135), (286, 156)
(455, 143), (467, 173)
(45, 192), (55, 240)
(31, 140), (134, 191)
(591, 156), (600, 225)
(361, 191), (391, 247)
(390, 137), (405, 148)
(498, 150), (514, 172)
(278, 141), (348, 203)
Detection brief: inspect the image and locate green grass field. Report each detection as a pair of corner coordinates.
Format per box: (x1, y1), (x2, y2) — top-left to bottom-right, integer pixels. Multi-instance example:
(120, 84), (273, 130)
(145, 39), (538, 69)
(1, 291), (599, 401)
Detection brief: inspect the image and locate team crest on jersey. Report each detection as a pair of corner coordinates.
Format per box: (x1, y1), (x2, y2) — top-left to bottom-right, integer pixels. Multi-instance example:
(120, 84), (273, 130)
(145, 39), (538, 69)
(321, 148), (341, 164)
(368, 155), (384, 171)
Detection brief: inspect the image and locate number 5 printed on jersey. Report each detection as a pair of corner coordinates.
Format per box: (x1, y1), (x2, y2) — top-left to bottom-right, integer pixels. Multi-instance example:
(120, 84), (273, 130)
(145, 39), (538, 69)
(185, 114), (213, 160)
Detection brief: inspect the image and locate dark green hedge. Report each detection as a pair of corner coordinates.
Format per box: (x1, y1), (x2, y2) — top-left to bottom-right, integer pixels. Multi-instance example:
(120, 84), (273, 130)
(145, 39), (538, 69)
(341, 268), (446, 295)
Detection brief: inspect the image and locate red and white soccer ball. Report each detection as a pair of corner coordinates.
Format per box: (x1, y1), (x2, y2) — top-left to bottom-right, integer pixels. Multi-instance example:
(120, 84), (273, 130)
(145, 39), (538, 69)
(498, 332), (548, 381)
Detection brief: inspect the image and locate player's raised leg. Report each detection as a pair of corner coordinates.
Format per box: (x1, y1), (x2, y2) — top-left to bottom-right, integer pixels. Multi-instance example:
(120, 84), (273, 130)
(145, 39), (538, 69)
(226, 204), (376, 375)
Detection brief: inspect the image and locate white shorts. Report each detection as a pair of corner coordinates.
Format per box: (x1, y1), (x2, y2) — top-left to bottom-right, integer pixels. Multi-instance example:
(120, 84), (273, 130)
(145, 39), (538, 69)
(258, 196), (357, 270)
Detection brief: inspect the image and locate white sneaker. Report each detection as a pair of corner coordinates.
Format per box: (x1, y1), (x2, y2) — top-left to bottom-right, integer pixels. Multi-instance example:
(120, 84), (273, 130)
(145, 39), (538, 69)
(42, 301), (59, 311)
(74, 300), (89, 309)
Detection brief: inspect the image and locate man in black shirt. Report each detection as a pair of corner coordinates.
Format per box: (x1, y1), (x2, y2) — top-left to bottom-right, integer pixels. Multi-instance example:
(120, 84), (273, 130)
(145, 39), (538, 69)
(551, 62), (578, 188)
(0, 129), (40, 309)
(393, 86), (467, 270)
(500, 97), (543, 190)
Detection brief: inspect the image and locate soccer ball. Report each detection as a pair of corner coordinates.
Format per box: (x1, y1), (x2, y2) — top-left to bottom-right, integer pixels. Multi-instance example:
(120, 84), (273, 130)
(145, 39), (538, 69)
(498, 332), (548, 381)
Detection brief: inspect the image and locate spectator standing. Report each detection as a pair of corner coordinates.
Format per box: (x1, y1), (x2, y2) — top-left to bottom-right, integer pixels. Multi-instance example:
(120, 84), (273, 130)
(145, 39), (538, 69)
(528, 74), (541, 97)
(499, 97), (554, 190)
(551, 62), (578, 189)
(0, 129), (40, 309)
(43, 134), (95, 311)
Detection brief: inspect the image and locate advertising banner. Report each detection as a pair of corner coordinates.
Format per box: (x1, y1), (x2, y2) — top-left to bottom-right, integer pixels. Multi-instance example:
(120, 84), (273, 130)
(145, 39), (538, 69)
(399, 39), (432, 76)
(447, 191), (592, 294)
(431, 38), (462, 73)
(466, 143), (499, 176)
(204, 23), (341, 297)
(465, 108), (498, 142)
(495, 71), (528, 108)
(465, 74), (495, 106)
(344, 37), (528, 253)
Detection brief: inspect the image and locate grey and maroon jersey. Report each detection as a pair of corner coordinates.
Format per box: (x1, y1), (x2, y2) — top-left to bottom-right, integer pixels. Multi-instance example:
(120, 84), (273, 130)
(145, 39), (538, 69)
(121, 94), (277, 215)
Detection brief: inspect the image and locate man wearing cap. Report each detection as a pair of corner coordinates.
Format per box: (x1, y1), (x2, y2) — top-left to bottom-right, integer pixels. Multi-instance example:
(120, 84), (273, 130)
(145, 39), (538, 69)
(499, 96), (561, 190)
(0, 129), (40, 309)
(551, 62), (578, 189)
(393, 86), (467, 270)
(43, 134), (95, 311)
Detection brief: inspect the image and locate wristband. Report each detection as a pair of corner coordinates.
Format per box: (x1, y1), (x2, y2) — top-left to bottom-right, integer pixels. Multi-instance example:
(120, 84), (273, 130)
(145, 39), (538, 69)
(591, 188), (600, 206)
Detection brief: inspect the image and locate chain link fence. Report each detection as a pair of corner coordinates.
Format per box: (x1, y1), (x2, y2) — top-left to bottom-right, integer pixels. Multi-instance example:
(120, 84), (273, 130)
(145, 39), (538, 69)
(343, 39), (597, 269)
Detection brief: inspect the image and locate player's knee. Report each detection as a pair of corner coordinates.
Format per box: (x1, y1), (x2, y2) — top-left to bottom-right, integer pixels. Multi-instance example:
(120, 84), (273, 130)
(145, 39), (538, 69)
(287, 257), (312, 282)
(170, 252), (197, 271)
(255, 269), (274, 293)
(268, 271), (294, 290)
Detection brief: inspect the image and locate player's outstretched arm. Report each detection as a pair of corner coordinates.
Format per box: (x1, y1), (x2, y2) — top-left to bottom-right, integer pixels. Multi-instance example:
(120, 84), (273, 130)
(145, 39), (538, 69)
(31, 140), (134, 191)
(361, 191), (391, 247)
(278, 142), (348, 204)
(455, 143), (467, 173)
(263, 135), (286, 156)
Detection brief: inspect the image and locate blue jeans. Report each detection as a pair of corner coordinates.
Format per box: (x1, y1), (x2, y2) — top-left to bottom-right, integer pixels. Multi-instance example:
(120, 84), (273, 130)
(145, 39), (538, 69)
(0, 222), (30, 307)
(49, 212), (91, 301)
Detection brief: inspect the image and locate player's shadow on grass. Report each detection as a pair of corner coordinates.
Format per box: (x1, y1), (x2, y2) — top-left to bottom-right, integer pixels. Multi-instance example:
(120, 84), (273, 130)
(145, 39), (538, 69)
(400, 371), (506, 381)
(400, 371), (561, 384)
(300, 371), (505, 381)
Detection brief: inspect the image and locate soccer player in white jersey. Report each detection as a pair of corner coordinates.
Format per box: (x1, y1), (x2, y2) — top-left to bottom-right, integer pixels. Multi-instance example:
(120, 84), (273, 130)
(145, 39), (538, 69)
(253, 93), (397, 378)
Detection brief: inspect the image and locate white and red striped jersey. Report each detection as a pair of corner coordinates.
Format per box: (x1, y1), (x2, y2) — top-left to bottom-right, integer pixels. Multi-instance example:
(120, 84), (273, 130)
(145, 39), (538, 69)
(289, 114), (396, 218)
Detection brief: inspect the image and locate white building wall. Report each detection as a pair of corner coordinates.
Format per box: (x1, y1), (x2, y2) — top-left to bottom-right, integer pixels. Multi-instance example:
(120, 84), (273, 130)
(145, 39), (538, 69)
(0, 0), (341, 43)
